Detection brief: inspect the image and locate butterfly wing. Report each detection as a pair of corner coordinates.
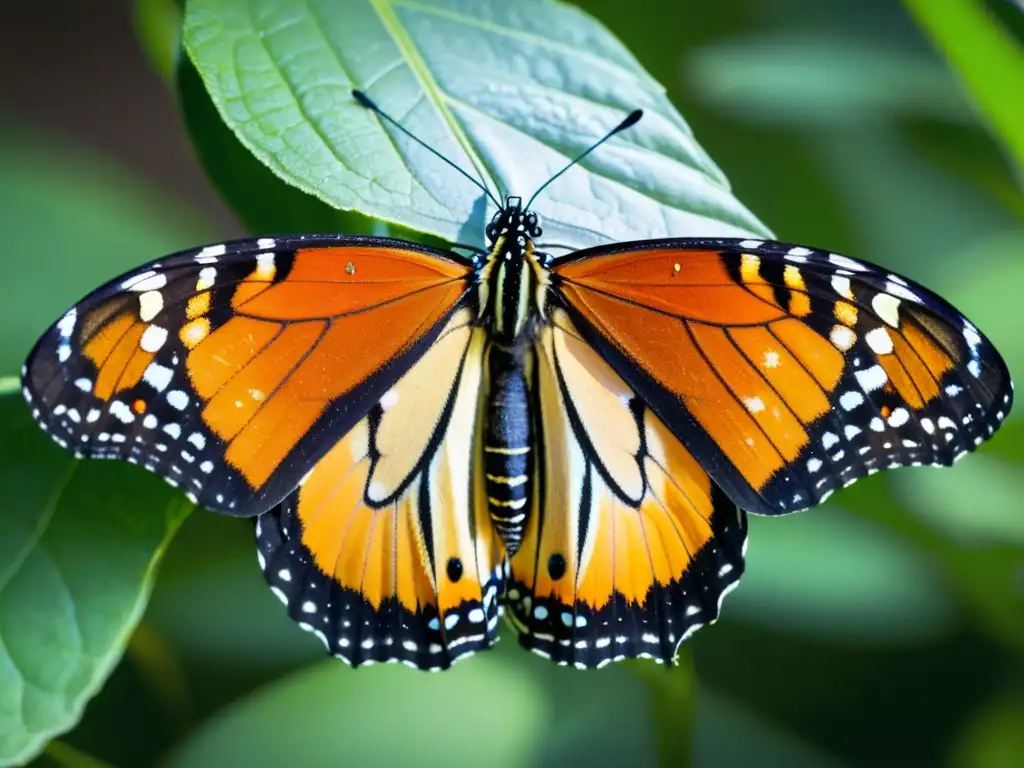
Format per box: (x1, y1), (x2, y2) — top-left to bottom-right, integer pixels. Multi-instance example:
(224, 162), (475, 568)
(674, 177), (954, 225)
(22, 236), (474, 516)
(506, 309), (747, 668)
(255, 309), (505, 669)
(551, 238), (1013, 517)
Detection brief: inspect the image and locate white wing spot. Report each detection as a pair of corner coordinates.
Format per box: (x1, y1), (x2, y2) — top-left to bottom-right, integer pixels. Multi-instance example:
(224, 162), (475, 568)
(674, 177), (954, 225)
(888, 407), (910, 427)
(109, 400), (135, 424)
(138, 290), (164, 322)
(829, 254), (868, 271)
(196, 244), (226, 263)
(871, 293), (901, 327)
(56, 309), (77, 338)
(166, 390), (189, 411)
(855, 364), (887, 392)
(380, 389), (399, 410)
(785, 246), (811, 262)
(196, 267), (217, 290)
(831, 276), (853, 299)
(886, 282), (922, 303)
(140, 325), (168, 353)
(744, 396), (766, 414)
(142, 362), (173, 392)
(864, 327), (894, 355)
(839, 391), (864, 411)
(830, 325), (856, 351)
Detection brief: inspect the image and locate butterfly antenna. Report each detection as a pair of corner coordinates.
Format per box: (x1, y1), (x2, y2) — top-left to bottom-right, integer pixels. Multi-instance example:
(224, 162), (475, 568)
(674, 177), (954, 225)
(353, 90), (502, 210)
(525, 109), (643, 211)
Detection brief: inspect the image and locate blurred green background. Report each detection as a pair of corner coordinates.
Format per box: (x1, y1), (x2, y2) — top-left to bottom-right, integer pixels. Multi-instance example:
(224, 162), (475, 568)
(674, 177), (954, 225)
(1, 0), (1022, 766)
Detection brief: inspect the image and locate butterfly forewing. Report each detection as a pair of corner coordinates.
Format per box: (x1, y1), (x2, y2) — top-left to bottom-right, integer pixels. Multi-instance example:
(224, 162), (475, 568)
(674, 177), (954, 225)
(551, 238), (1013, 517)
(22, 236), (475, 517)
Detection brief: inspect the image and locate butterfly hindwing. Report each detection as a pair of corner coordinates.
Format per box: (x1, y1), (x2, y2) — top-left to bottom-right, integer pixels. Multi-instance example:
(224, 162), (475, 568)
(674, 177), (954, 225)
(255, 309), (506, 669)
(22, 236), (474, 517)
(506, 309), (747, 668)
(552, 238), (1013, 517)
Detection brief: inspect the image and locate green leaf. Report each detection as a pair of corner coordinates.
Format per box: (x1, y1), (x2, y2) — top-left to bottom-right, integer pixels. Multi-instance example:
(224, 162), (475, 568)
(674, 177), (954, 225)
(687, 34), (972, 125)
(176, 55), (385, 237)
(894, 454), (1024, 546)
(902, 0), (1024, 185)
(0, 397), (191, 765)
(163, 655), (549, 767)
(838, 481), (1024, 655)
(182, 0), (768, 247)
(728, 505), (954, 643)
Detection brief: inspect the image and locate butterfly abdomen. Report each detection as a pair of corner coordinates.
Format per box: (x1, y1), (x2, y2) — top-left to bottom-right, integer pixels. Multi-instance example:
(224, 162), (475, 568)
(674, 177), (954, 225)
(484, 345), (532, 554)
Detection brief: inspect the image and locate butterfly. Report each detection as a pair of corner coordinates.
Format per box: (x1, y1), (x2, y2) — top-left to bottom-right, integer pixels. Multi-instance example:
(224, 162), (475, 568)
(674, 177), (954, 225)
(21, 91), (1013, 671)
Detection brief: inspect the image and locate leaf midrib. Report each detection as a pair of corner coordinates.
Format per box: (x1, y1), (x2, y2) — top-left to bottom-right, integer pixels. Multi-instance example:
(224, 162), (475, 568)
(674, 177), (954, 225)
(370, 0), (501, 203)
(0, 461), (77, 595)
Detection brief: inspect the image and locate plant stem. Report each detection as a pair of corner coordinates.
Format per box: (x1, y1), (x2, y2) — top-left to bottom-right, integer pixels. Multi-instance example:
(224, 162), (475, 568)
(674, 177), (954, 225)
(126, 620), (194, 736)
(629, 648), (696, 767)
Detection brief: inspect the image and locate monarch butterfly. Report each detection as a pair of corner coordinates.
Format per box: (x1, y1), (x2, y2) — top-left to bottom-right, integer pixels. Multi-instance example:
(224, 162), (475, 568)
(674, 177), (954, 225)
(22, 91), (1012, 671)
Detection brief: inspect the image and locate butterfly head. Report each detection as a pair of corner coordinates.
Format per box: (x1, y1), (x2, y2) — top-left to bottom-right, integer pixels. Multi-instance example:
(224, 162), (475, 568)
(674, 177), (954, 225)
(486, 196), (542, 244)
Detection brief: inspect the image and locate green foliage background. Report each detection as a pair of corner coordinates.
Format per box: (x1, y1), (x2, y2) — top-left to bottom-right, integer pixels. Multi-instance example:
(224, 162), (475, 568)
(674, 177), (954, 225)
(1, 0), (1022, 766)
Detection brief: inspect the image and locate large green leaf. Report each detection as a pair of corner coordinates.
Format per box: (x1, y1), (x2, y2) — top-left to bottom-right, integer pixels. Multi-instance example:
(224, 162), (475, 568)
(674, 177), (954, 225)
(0, 121), (211, 764)
(182, 0), (768, 246)
(0, 398), (191, 765)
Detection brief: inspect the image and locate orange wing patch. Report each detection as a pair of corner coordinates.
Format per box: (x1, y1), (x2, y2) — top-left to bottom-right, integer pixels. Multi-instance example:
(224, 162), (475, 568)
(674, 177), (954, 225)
(255, 316), (504, 670)
(507, 311), (746, 668)
(553, 241), (1012, 517)
(556, 248), (785, 325)
(22, 238), (474, 517)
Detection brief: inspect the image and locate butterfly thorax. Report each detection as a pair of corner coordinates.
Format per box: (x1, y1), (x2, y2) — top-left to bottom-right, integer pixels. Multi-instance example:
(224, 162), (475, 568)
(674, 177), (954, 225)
(482, 197), (546, 346)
